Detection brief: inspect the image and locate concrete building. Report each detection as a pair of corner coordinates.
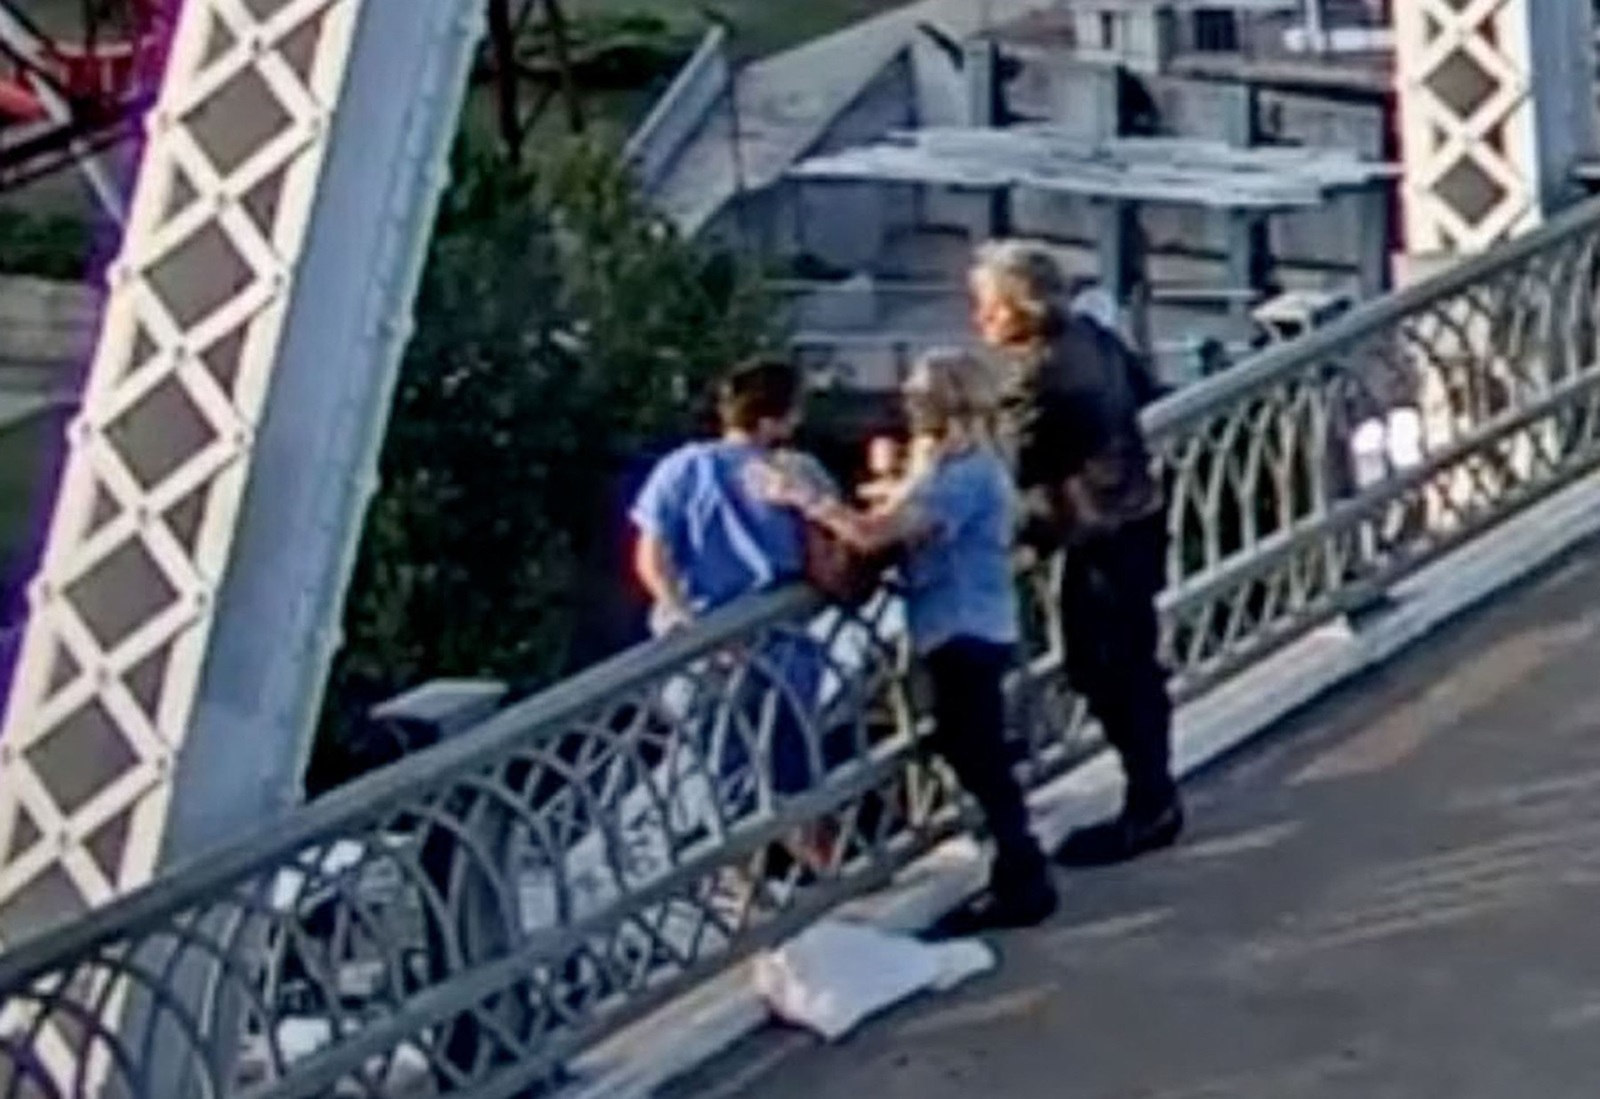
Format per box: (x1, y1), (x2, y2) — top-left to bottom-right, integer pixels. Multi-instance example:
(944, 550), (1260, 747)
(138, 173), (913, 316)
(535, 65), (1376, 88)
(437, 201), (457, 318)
(631, 0), (1401, 390)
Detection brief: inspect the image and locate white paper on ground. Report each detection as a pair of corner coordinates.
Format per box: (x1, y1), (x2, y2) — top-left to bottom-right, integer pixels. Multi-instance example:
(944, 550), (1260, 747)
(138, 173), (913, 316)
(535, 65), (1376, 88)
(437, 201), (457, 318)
(753, 920), (996, 1042)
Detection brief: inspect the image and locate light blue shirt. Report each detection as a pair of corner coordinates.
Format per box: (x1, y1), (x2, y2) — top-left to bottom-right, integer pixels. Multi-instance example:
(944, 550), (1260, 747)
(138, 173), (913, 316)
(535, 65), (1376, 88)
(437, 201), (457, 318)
(630, 441), (808, 616)
(902, 448), (1020, 655)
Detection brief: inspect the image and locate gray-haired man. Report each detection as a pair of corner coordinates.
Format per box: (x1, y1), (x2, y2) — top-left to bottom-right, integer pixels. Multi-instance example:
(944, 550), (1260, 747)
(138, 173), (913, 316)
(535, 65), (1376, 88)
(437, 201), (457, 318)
(971, 241), (1182, 867)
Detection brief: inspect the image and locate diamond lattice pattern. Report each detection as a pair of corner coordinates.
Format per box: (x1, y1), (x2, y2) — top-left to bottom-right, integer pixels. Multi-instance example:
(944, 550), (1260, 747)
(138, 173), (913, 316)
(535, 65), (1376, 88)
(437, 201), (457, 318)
(0, 0), (364, 937)
(1397, 0), (1540, 252)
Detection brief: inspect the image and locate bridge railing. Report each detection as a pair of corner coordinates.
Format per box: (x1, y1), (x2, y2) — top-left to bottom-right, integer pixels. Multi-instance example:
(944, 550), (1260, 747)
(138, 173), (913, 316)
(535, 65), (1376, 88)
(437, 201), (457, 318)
(4, 195), (1600, 1096)
(1153, 193), (1600, 698)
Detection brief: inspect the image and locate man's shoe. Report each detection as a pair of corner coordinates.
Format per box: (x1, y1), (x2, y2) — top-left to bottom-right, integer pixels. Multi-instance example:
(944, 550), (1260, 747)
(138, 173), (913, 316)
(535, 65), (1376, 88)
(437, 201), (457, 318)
(1054, 800), (1183, 869)
(925, 879), (1059, 940)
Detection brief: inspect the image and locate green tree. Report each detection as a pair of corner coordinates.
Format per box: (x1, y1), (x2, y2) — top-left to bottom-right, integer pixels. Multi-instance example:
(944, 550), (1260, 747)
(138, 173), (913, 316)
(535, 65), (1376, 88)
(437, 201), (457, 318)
(319, 138), (778, 758)
(0, 209), (94, 280)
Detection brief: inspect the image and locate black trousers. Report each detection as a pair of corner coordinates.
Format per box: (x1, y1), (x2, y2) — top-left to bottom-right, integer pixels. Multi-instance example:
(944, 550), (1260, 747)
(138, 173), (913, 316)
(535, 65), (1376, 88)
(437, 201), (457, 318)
(925, 638), (1047, 891)
(1058, 512), (1176, 817)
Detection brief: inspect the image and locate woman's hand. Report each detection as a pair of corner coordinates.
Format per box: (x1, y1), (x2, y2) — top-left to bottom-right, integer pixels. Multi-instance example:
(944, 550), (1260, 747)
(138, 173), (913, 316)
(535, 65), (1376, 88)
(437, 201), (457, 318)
(745, 460), (823, 513)
(653, 598), (696, 634)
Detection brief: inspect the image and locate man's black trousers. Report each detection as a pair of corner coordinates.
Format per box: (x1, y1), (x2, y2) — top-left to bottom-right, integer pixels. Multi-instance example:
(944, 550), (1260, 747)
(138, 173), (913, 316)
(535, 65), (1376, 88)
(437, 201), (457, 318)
(1057, 512), (1176, 818)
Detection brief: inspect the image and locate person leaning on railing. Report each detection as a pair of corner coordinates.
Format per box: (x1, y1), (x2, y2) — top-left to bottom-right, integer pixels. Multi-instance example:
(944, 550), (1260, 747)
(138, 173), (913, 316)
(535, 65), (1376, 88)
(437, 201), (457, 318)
(630, 358), (848, 842)
(971, 240), (1184, 868)
(749, 349), (1059, 935)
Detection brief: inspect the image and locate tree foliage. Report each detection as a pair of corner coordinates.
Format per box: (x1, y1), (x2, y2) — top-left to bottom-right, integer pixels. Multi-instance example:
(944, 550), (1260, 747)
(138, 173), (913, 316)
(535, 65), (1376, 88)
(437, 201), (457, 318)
(0, 208), (94, 280)
(322, 138), (778, 741)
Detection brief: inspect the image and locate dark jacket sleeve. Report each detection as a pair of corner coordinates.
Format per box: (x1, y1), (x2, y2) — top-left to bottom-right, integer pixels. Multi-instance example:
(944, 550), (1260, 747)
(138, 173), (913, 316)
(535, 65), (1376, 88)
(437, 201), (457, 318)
(1011, 382), (1109, 554)
(1012, 382), (1110, 491)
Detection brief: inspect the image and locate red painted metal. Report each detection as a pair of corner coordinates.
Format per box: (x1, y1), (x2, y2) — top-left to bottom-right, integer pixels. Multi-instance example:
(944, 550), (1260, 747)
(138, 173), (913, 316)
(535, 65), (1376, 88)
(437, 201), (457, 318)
(0, 0), (170, 190)
(0, 78), (40, 121)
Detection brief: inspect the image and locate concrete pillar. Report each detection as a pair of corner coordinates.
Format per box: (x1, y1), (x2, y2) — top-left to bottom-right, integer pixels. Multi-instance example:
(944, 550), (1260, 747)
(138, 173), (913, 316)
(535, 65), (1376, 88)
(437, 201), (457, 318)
(987, 187), (1015, 239)
(1231, 83), (1259, 149)
(1302, 0), (1327, 55)
(964, 39), (1002, 128)
(1225, 209), (1268, 332)
(962, 38), (1013, 239)
(1355, 185), (1392, 299)
(1095, 198), (1131, 301)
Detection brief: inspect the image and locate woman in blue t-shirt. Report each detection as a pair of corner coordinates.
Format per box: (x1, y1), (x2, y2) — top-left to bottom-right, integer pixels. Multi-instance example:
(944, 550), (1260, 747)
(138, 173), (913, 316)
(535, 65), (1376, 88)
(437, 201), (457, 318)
(752, 349), (1058, 935)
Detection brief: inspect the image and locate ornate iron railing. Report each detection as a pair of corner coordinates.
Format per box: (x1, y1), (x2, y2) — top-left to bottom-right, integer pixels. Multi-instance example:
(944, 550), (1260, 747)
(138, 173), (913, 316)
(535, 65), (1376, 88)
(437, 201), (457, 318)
(4, 195), (1600, 1096)
(1153, 194), (1600, 698)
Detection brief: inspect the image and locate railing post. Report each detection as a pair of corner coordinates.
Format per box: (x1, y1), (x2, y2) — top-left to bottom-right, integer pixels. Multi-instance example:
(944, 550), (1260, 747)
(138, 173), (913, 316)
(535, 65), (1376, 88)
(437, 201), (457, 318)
(368, 679), (539, 1091)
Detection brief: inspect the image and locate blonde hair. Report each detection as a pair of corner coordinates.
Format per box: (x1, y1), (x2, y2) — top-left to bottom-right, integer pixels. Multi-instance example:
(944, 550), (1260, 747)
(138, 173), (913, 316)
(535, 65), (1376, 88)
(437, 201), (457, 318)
(904, 348), (1005, 457)
(885, 350), (1017, 526)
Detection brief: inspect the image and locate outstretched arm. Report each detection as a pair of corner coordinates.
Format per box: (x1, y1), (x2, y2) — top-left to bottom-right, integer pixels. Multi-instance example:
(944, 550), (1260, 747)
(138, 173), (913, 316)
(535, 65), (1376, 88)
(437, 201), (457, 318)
(749, 459), (936, 553)
(804, 494), (936, 555)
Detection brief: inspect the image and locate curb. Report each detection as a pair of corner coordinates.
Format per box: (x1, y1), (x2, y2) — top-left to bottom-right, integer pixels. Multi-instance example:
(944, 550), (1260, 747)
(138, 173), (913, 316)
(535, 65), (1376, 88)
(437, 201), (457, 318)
(566, 469), (1600, 1099)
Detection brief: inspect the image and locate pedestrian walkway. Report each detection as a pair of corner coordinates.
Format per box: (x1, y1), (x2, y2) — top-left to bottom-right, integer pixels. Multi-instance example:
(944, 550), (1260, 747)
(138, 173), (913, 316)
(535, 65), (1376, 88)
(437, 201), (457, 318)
(666, 538), (1600, 1099)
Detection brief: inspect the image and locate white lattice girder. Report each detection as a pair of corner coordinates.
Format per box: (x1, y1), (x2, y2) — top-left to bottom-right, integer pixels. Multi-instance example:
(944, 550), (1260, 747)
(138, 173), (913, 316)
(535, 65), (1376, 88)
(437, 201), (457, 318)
(1396, 0), (1600, 256)
(0, 0), (365, 932)
(1394, 0), (1542, 253)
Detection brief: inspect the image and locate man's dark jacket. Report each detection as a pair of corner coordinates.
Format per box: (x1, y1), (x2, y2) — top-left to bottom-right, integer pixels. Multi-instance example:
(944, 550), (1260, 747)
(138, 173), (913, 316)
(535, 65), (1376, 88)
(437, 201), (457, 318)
(999, 313), (1165, 553)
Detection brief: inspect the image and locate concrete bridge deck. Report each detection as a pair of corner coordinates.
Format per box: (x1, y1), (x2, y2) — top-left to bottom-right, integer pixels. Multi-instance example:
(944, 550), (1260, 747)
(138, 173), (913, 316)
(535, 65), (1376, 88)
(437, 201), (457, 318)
(665, 538), (1600, 1099)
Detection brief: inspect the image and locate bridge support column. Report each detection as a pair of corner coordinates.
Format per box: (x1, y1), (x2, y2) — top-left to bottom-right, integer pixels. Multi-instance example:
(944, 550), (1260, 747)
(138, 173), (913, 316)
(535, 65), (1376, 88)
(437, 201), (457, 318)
(0, 2), (483, 1089)
(1394, 0), (1599, 533)
(0, 0), (481, 960)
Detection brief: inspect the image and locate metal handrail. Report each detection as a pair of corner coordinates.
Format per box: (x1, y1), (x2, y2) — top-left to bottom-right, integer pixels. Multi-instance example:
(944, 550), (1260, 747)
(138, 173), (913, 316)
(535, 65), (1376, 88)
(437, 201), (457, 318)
(8, 193), (1600, 1096)
(0, 586), (819, 992)
(1146, 195), (1600, 438)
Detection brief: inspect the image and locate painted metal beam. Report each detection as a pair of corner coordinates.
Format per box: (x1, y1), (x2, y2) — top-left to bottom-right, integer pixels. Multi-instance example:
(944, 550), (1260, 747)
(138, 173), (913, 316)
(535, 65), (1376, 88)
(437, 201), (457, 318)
(0, 0), (480, 948)
(1395, 0), (1599, 257)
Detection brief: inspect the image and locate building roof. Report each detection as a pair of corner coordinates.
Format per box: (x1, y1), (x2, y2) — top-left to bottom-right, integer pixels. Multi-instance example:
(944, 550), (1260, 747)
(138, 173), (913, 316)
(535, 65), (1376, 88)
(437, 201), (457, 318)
(644, 0), (1069, 234)
(788, 127), (1395, 210)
